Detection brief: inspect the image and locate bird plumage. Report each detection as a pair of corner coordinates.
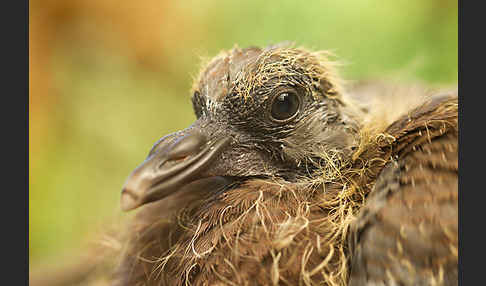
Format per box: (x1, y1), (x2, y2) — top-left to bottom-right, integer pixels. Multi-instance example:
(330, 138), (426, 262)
(347, 95), (458, 285)
(34, 44), (457, 286)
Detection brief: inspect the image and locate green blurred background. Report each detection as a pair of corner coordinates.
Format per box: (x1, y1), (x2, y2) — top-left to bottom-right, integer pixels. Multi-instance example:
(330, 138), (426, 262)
(29, 0), (457, 268)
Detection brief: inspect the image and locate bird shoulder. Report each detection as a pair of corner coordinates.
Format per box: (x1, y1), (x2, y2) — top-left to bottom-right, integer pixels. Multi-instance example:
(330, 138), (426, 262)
(347, 92), (458, 286)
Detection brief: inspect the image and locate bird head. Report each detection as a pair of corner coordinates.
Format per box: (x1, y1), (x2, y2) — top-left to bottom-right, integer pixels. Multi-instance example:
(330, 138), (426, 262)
(121, 44), (361, 211)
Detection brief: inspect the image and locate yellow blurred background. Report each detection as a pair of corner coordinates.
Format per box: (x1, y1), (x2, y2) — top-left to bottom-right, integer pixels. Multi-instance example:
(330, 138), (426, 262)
(29, 0), (457, 269)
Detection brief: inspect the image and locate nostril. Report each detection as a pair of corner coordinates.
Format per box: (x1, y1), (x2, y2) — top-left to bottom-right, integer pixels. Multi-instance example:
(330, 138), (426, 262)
(158, 156), (190, 170)
(168, 155), (190, 163)
(148, 131), (184, 157)
(167, 132), (207, 160)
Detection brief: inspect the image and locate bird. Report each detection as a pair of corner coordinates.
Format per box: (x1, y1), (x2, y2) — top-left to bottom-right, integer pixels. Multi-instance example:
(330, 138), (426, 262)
(106, 44), (458, 286)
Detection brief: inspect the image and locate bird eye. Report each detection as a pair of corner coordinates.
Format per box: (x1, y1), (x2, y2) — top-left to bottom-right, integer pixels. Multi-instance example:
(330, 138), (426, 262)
(270, 91), (300, 121)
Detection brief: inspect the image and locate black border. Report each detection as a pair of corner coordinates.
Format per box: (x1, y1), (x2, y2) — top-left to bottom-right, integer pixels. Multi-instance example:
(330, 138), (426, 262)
(5, 0), (29, 284)
(459, 0), (480, 285)
(0, 0), (29, 283)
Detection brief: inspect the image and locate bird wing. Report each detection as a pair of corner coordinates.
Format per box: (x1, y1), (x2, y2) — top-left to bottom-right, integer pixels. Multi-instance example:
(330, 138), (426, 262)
(348, 94), (458, 286)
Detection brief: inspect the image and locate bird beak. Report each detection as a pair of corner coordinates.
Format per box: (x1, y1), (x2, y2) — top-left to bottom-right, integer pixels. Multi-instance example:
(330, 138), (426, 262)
(120, 130), (232, 211)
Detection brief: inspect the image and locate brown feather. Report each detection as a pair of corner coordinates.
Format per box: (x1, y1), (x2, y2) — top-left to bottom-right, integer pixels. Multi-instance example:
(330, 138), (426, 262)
(111, 88), (457, 286)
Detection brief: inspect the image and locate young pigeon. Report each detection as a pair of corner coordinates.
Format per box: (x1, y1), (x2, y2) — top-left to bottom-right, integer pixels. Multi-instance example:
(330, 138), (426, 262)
(114, 44), (458, 286)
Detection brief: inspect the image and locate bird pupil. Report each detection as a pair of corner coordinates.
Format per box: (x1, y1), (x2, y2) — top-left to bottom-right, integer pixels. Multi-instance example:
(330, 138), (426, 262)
(271, 92), (299, 120)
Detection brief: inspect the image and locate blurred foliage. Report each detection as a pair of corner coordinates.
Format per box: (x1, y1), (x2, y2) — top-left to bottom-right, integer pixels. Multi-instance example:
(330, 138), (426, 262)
(29, 0), (457, 267)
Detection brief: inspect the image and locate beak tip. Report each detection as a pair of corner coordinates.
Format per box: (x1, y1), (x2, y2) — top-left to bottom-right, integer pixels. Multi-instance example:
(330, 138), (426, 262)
(120, 189), (140, 211)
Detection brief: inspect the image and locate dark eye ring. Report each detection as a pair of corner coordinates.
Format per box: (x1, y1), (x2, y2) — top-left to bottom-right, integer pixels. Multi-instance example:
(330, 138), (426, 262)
(269, 91), (300, 122)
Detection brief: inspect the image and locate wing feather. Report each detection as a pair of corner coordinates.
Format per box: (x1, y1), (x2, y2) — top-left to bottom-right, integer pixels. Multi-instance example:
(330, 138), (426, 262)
(348, 95), (458, 286)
